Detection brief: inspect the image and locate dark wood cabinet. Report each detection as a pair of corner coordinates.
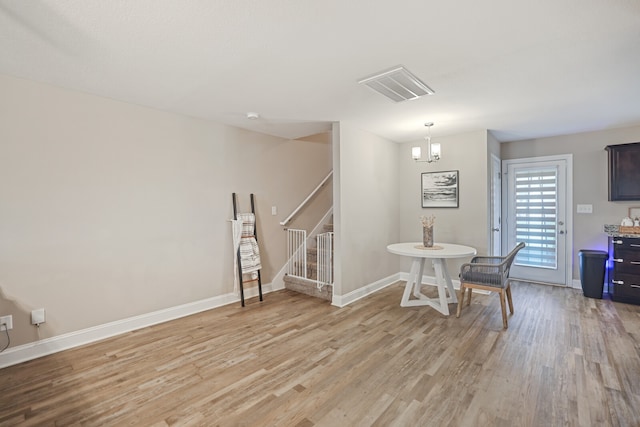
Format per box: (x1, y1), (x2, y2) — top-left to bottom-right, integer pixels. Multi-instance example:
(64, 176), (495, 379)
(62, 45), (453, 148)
(606, 142), (640, 201)
(609, 236), (640, 305)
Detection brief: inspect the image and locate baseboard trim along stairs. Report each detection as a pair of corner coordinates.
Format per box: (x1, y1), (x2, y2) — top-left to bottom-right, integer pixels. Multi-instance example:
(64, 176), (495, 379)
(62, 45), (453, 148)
(284, 276), (333, 301)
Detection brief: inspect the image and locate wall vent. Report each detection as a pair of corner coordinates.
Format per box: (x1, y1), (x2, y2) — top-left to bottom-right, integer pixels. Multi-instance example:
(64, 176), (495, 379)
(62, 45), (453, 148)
(358, 66), (435, 102)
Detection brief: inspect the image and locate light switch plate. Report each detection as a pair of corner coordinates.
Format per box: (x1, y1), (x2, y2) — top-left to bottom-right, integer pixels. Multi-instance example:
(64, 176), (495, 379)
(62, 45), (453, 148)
(576, 204), (593, 214)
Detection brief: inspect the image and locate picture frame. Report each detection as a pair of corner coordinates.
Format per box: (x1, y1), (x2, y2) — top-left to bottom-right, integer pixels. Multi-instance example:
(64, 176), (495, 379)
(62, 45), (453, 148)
(421, 170), (459, 208)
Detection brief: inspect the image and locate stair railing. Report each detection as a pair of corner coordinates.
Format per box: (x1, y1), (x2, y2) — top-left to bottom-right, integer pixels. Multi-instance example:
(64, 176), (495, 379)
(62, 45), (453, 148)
(286, 228), (334, 290)
(280, 170), (332, 226)
(283, 171), (334, 291)
(286, 229), (307, 279)
(317, 232), (334, 289)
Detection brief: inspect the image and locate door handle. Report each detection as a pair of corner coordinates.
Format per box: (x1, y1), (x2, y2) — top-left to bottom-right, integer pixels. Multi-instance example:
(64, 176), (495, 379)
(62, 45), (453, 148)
(492, 228), (500, 232)
(613, 280), (624, 285)
(559, 230), (565, 234)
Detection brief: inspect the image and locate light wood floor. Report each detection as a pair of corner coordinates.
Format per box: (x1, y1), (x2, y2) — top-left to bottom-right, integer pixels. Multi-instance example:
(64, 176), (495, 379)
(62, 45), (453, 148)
(2, 281), (640, 426)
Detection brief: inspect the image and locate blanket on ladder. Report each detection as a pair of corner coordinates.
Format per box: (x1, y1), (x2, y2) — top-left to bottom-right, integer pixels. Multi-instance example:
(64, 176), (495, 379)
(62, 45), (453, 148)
(231, 213), (261, 293)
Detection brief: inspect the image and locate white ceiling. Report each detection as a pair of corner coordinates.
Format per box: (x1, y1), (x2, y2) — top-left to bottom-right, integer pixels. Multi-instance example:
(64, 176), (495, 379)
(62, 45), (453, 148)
(1, 0), (640, 142)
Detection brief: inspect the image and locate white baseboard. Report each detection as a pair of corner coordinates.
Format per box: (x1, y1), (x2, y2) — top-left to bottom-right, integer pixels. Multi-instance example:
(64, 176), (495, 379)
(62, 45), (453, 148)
(399, 272), (490, 295)
(0, 270), (498, 369)
(330, 271), (493, 308)
(331, 273), (401, 307)
(0, 282), (278, 369)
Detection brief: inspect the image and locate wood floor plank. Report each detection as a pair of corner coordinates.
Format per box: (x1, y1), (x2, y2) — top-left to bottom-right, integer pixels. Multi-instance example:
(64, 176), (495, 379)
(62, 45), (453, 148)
(1, 282), (640, 426)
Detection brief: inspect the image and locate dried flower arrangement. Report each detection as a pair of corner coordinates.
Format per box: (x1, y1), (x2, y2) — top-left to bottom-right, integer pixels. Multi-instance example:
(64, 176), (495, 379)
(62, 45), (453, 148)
(420, 214), (435, 228)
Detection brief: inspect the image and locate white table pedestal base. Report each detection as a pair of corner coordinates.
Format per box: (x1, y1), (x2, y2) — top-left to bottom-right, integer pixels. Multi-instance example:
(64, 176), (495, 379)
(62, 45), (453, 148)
(400, 257), (458, 315)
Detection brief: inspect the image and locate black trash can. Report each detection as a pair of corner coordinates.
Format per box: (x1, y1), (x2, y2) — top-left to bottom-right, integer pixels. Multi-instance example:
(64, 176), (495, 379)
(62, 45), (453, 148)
(578, 250), (608, 299)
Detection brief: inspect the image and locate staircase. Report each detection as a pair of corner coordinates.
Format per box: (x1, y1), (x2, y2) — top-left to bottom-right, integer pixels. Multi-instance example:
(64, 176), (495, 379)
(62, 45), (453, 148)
(283, 221), (333, 301)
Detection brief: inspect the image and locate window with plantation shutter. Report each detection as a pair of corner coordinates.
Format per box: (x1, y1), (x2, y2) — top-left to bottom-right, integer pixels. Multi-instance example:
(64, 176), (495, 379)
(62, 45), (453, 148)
(513, 167), (558, 269)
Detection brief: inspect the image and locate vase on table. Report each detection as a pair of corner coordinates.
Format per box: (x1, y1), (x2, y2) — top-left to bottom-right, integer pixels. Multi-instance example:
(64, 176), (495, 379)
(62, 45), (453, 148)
(423, 225), (434, 248)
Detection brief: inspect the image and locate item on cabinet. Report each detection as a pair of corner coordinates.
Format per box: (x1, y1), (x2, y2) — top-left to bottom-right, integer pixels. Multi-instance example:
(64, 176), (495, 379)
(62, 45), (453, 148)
(608, 237), (640, 305)
(621, 217), (634, 226)
(629, 207), (640, 220)
(618, 226), (640, 235)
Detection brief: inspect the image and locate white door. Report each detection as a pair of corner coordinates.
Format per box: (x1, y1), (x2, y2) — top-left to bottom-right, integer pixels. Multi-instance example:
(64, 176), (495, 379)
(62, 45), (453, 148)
(504, 155), (572, 285)
(490, 154), (502, 257)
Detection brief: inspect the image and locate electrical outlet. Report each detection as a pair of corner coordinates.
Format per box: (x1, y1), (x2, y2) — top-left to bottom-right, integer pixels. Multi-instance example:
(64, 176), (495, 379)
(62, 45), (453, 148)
(0, 315), (13, 330)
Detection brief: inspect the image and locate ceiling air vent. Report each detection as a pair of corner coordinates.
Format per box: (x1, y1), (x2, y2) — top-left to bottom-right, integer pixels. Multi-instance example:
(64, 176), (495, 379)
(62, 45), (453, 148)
(358, 66), (435, 102)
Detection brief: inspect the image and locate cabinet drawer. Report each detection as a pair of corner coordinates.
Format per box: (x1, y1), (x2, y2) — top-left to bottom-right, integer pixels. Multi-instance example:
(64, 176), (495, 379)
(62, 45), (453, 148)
(611, 238), (640, 251)
(610, 273), (640, 299)
(611, 251), (640, 274)
(613, 248), (640, 262)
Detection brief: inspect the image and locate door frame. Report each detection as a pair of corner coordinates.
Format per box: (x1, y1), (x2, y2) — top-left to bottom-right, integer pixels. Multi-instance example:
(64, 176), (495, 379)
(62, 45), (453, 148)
(502, 154), (573, 286)
(490, 154), (502, 257)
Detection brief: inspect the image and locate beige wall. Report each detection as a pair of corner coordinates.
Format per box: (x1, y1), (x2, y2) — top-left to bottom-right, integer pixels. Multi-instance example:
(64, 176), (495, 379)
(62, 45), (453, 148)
(0, 74), (331, 347)
(333, 123), (401, 296)
(501, 125), (640, 280)
(10, 68), (637, 353)
(333, 126), (492, 295)
(398, 130), (490, 277)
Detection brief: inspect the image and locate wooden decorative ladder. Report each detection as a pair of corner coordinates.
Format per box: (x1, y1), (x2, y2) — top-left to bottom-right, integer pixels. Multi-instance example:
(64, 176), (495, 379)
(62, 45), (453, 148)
(232, 193), (263, 307)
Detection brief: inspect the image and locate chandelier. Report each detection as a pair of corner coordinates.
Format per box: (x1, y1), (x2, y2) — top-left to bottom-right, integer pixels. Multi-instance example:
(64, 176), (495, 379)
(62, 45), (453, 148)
(411, 122), (440, 163)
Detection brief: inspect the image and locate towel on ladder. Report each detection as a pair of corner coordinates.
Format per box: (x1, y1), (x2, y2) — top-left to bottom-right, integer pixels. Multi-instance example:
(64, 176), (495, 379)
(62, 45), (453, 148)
(231, 218), (243, 294)
(231, 213), (261, 294)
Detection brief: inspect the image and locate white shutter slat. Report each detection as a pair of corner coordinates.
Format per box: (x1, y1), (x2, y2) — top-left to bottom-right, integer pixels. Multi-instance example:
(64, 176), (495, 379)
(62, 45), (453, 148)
(513, 167), (558, 269)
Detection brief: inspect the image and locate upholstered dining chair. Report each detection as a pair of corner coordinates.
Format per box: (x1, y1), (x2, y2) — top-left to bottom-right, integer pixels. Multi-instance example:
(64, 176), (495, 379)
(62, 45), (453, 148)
(456, 242), (526, 329)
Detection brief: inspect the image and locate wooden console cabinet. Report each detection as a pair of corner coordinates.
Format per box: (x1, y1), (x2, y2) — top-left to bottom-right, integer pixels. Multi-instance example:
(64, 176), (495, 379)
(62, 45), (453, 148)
(609, 236), (640, 305)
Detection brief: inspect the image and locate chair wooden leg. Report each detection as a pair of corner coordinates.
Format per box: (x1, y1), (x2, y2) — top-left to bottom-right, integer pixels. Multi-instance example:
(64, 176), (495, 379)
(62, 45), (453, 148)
(499, 289), (508, 329)
(456, 284), (465, 318)
(506, 284), (514, 314)
(466, 287), (472, 306)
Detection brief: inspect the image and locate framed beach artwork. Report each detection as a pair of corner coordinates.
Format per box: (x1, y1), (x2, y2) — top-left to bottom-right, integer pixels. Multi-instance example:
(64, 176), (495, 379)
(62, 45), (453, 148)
(421, 170), (459, 208)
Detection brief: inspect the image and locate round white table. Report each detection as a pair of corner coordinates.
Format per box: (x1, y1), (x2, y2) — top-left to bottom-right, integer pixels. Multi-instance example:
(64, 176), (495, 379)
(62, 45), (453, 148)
(387, 242), (477, 315)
